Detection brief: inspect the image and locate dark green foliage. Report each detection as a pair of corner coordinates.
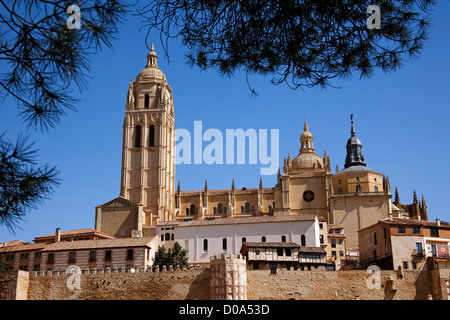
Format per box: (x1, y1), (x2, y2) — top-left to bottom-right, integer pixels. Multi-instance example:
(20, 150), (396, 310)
(153, 242), (189, 269)
(138, 0), (435, 91)
(0, 1), (128, 232)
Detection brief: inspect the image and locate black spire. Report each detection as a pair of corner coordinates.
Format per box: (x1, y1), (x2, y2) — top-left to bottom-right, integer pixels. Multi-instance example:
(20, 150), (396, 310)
(344, 114), (366, 168)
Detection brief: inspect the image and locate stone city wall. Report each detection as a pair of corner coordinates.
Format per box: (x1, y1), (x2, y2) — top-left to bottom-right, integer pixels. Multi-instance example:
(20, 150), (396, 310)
(20, 266), (432, 300)
(27, 266), (210, 300)
(247, 269), (431, 300)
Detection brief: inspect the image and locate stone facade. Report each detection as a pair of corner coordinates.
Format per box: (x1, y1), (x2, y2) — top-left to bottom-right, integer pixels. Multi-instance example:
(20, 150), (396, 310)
(210, 254), (247, 300)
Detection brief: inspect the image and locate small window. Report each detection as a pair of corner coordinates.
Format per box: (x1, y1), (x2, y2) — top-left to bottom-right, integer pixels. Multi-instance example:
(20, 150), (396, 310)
(430, 227), (439, 237)
(69, 252), (76, 262)
(149, 124), (155, 147)
(398, 227), (405, 233)
(203, 239), (208, 252)
(270, 264), (277, 274)
(262, 236), (266, 242)
(134, 125), (142, 147)
(403, 261), (408, 270)
(47, 253), (54, 264)
(89, 251), (96, 262)
(127, 249), (134, 260)
(277, 248), (283, 256)
(281, 235), (286, 242)
(285, 248), (292, 256)
(301, 235), (306, 247)
(222, 238), (227, 252)
(338, 188), (343, 194)
(374, 186), (378, 193)
(144, 93), (150, 109)
(165, 233), (170, 241)
(105, 250), (112, 261)
(331, 239), (336, 248)
(413, 227), (420, 233)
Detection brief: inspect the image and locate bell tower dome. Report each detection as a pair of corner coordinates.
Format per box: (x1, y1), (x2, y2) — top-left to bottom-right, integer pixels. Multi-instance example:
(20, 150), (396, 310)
(120, 45), (175, 224)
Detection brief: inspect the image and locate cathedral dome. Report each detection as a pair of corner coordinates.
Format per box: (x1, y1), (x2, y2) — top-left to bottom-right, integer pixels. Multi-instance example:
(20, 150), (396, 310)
(135, 44), (166, 84)
(291, 119), (324, 172)
(292, 152), (324, 171)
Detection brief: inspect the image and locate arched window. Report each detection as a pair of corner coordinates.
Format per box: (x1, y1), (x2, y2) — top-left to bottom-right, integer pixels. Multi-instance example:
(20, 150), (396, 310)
(149, 124), (155, 147)
(203, 239), (208, 252)
(268, 206), (272, 214)
(245, 202), (251, 213)
(262, 236), (266, 242)
(222, 238), (227, 252)
(374, 186), (379, 193)
(217, 203), (223, 214)
(165, 233), (170, 241)
(190, 204), (196, 216)
(281, 235), (286, 242)
(185, 208), (189, 215)
(241, 206), (244, 213)
(144, 94), (150, 109)
(213, 207), (217, 215)
(171, 234), (174, 241)
(160, 234), (164, 241)
(301, 235), (306, 246)
(134, 125), (142, 147)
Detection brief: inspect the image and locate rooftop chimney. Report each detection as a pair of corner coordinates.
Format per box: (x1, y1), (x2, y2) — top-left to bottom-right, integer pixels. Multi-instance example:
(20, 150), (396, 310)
(436, 219), (441, 226)
(55, 228), (61, 242)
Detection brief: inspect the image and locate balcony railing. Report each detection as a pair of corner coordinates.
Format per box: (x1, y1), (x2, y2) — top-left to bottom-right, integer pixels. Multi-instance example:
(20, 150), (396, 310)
(411, 249), (425, 258)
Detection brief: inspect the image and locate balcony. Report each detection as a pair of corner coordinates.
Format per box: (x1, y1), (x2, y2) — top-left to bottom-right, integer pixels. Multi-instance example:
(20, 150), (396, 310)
(411, 249), (425, 258)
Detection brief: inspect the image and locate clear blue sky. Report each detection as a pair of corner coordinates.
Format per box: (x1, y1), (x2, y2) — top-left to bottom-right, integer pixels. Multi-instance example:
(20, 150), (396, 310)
(1, 2), (450, 243)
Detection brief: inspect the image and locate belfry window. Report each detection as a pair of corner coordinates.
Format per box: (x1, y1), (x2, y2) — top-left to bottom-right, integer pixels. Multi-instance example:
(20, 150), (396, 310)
(144, 94), (150, 109)
(149, 124), (155, 147)
(134, 125), (142, 147)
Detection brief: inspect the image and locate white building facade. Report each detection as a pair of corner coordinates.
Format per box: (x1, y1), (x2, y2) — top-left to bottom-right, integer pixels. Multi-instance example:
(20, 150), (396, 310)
(157, 215), (321, 263)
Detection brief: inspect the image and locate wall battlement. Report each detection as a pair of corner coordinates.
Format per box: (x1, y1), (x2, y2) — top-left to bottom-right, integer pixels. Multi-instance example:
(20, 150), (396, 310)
(30, 264), (208, 278)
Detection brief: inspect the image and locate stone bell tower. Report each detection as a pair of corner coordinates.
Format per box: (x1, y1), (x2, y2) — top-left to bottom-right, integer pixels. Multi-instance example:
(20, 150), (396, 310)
(120, 44), (175, 224)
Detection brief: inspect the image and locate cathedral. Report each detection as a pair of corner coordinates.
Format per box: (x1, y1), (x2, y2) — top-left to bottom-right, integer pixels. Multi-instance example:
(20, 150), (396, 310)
(94, 47), (427, 253)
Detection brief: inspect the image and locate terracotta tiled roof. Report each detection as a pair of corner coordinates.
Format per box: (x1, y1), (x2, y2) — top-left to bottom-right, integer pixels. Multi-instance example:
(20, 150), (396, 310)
(243, 242), (300, 248)
(0, 240), (26, 247)
(0, 242), (47, 253)
(178, 214), (316, 227)
(380, 218), (450, 228)
(298, 247), (326, 253)
(33, 228), (115, 241)
(39, 237), (156, 252)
